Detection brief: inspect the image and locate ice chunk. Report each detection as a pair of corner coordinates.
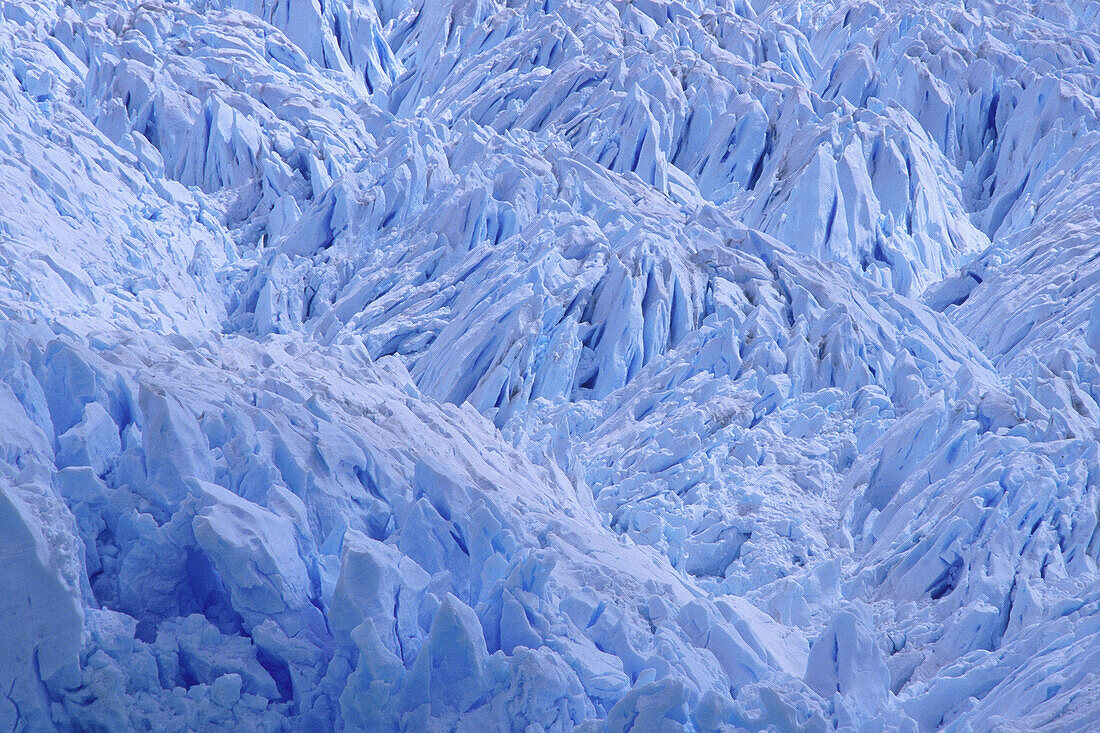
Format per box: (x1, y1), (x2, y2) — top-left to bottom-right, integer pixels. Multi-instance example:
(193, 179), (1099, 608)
(804, 607), (892, 723)
(191, 480), (322, 639)
(55, 401), (120, 475)
(400, 593), (488, 716)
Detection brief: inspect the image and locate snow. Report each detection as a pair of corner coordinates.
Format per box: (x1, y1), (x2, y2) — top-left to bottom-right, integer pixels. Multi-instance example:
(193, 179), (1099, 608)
(1, 0), (1100, 730)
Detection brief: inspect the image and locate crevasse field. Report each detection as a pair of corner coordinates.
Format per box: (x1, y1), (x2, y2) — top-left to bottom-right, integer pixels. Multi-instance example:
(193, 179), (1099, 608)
(2, 0), (1100, 730)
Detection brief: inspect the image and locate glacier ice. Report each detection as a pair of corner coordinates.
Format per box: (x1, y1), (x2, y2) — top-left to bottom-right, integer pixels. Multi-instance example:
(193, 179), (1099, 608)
(2, 0), (1100, 730)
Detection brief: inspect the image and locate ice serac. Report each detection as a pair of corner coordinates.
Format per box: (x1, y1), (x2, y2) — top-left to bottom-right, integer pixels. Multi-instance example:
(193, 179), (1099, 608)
(2, 0), (1100, 730)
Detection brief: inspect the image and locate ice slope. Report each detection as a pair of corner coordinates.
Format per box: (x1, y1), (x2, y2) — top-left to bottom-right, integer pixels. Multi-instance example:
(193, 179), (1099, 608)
(2, 0), (1100, 731)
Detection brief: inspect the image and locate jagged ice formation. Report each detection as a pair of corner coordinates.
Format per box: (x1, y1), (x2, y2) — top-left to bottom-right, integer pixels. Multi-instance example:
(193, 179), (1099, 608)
(2, 0), (1100, 730)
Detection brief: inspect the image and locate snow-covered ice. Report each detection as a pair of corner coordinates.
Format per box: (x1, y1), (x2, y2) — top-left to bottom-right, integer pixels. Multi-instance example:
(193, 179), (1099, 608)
(2, 0), (1100, 730)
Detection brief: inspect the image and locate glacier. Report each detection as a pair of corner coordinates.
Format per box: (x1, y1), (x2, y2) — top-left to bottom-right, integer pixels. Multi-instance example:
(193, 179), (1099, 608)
(2, 0), (1100, 729)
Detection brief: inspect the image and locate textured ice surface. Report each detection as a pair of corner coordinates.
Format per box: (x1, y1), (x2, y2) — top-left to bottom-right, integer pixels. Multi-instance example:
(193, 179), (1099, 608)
(2, 0), (1100, 730)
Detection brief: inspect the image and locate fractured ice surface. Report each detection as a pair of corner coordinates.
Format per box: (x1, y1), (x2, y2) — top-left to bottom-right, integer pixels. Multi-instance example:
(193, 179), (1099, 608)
(2, 0), (1100, 730)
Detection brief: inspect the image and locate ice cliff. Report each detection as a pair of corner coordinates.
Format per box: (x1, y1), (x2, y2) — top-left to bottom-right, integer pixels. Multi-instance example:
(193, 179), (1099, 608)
(2, 0), (1100, 730)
